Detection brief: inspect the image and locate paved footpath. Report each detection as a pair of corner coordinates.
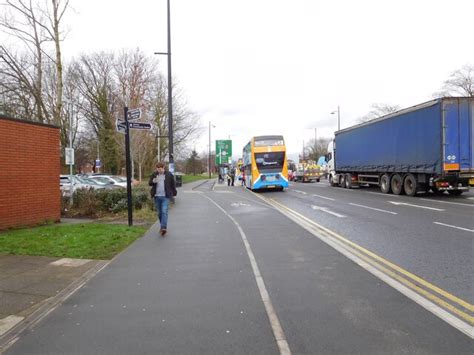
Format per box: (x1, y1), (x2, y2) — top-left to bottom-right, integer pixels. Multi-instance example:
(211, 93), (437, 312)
(4, 180), (472, 354)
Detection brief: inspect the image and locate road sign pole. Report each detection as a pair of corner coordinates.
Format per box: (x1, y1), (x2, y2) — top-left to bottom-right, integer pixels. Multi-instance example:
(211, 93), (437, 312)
(124, 106), (133, 226)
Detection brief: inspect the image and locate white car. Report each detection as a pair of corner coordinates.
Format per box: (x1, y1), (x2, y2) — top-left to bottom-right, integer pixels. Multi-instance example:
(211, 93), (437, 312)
(89, 175), (127, 188)
(60, 175), (91, 196)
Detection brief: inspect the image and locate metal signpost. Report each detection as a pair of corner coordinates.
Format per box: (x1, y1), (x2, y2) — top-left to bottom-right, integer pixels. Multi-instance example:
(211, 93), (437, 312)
(119, 107), (152, 226)
(123, 106), (133, 226)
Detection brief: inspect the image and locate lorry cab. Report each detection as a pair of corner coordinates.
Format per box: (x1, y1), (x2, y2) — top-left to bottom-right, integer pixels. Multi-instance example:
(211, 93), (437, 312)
(327, 140), (336, 185)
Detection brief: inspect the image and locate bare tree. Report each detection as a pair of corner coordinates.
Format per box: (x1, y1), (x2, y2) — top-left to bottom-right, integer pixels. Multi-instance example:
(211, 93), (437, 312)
(358, 103), (400, 123)
(0, 0), (70, 144)
(434, 64), (473, 98)
(70, 49), (201, 175)
(305, 137), (331, 161)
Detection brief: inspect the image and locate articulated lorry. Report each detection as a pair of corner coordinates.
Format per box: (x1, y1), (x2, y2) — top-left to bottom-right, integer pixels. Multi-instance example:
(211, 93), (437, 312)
(327, 97), (473, 196)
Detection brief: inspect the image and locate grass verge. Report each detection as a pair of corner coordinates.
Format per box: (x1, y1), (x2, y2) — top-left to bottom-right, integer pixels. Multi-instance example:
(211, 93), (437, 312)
(0, 223), (147, 260)
(182, 174), (217, 184)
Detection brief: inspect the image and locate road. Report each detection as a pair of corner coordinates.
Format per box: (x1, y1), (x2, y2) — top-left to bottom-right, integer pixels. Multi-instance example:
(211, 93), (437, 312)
(4, 179), (473, 354)
(273, 180), (473, 304)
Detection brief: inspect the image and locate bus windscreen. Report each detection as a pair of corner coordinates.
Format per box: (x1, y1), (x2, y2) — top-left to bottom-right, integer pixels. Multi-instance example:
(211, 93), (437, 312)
(255, 152), (285, 171)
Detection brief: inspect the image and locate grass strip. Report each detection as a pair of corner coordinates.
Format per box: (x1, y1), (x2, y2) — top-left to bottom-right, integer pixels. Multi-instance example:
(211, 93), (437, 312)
(0, 223), (147, 260)
(182, 174), (217, 184)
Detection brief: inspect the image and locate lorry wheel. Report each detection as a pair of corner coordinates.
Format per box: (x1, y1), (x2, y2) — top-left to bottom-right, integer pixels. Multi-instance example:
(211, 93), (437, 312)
(391, 174), (404, 195)
(329, 175), (336, 187)
(447, 190), (463, 196)
(380, 174), (391, 194)
(338, 176), (345, 188)
(403, 174), (417, 196)
(344, 174), (352, 189)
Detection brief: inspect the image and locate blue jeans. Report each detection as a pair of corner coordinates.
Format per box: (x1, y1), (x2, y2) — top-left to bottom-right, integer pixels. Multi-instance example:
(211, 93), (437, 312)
(154, 196), (170, 229)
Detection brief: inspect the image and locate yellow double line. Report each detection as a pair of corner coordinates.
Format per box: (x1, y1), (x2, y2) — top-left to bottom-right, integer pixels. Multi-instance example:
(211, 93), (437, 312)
(254, 193), (473, 329)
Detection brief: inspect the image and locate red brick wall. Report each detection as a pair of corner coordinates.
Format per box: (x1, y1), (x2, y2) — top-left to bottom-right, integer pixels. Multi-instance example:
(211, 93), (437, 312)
(0, 116), (60, 230)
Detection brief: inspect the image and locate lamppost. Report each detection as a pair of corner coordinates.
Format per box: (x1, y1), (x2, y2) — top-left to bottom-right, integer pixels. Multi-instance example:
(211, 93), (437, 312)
(208, 121), (215, 178)
(63, 99), (74, 206)
(154, 0), (174, 172)
(331, 105), (341, 131)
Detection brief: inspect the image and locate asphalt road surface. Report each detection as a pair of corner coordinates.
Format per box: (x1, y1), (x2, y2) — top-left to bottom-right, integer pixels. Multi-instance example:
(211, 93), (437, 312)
(5, 180), (472, 354)
(277, 180), (473, 303)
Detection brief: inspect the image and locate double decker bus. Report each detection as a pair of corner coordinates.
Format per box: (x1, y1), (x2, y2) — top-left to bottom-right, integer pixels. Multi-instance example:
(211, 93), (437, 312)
(242, 135), (289, 191)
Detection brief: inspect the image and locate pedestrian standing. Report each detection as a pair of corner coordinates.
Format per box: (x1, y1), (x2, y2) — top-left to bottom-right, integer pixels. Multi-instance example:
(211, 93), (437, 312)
(230, 167), (236, 186)
(149, 162), (177, 236)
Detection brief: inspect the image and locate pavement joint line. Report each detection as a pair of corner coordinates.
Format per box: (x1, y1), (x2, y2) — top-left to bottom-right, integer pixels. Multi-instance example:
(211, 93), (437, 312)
(0, 260), (109, 353)
(258, 196), (474, 337)
(202, 194), (292, 355)
(0, 289), (52, 298)
(266, 197), (473, 313)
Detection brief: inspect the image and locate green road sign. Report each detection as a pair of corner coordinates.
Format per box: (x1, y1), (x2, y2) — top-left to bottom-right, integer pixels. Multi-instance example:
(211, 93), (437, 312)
(215, 140), (232, 165)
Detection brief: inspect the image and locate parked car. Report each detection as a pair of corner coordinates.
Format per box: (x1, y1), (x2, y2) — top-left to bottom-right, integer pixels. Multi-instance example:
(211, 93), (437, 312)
(76, 176), (121, 190)
(60, 175), (93, 196)
(88, 175), (126, 188)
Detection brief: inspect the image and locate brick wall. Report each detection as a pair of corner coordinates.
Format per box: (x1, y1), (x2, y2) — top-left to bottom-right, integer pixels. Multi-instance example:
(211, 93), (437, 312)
(0, 116), (60, 230)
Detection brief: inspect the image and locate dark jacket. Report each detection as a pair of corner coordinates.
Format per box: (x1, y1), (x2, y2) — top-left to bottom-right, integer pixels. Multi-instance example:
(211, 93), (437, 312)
(149, 171), (177, 198)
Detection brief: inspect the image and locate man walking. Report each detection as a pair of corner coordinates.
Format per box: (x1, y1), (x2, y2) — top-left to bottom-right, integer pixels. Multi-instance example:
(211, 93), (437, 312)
(149, 162), (177, 236)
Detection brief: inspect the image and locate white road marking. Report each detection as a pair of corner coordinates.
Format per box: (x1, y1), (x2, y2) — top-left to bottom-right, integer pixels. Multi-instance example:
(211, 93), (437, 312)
(468, 197), (474, 200)
(204, 195), (291, 355)
(349, 203), (397, 215)
(311, 205), (346, 218)
(388, 201), (445, 211)
(0, 315), (24, 336)
(257, 196), (474, 338)
(214, 191), (234, 194)
(292, 189), (307, 195)
(230, 202), (250, 207)
(184, 191), (203, 194)
(312, 194), (335, 201)
(433, 222), (474, 233)
(420, 198), (474, 207)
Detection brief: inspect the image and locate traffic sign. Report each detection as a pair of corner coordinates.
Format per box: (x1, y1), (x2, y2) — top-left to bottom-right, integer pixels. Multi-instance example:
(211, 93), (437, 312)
(127, 108), (141, 120)
(95, 159), (101, 168)
(116, 120), (127, 134)
(216, 140), (232, 165)
(65, 148), (74, 165)
(129, 122), (152, 130)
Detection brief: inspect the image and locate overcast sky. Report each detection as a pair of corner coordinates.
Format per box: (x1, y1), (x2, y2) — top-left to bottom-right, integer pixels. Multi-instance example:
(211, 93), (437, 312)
(8, 0), (474, 160)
